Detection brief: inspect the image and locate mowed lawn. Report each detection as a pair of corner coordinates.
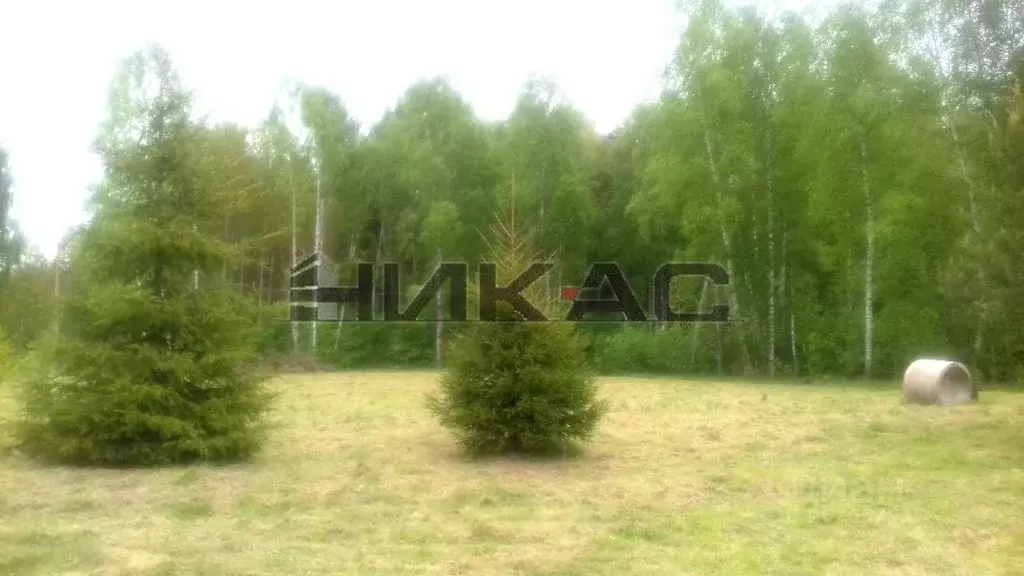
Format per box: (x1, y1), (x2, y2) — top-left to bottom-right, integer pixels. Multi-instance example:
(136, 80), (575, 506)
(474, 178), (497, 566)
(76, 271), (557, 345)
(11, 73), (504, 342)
(2, 372), (1024, 576)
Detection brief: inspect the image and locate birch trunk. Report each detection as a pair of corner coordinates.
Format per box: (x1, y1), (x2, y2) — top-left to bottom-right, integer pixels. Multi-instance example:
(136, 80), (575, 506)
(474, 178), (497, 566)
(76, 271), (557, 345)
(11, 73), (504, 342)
(374, 219), (384, 319)
(312, 159), (324, 354)
(860, 136), (875, 379)
(289, 155), (299, 353)
(540, 200), (550, 299)
(689, 280), (710, 370)
(751, 217), (760, 268)
(766, 131), (776, 378)
(781, 231), (798, 375)
(333, 235), (357, 351)
(742, 269), (760, 375)
(257, 252), (265, 318)
(703, 128), (752, 372)
(222, 216), (230, 282)
(376, 176), (386, 319)
(52, 253), (62, 330)
(435, 248), (444, 368)
(949, 113), (987, 356)
(657, 253), (668, 333)
(192, 224), (200, 291)
(556, 241), (563, 304)
(747, 227), (763, 369)
(930, 41), (985, 356)
(52, 240), (66, 329)
(53, 251), (61, 299)
(716, 323), (724, 375)
(790, 311), (798, 375)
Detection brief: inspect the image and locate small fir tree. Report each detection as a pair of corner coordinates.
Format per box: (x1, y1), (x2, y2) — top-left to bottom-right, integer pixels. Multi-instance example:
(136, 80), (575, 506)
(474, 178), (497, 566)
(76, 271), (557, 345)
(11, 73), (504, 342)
(15, 48), (272, 466)
(427, 184), (606, 456)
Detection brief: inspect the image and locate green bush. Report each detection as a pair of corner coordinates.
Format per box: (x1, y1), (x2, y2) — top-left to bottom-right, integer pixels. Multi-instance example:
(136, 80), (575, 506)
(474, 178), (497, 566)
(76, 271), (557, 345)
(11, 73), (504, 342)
(16, 268), (273, 467)
(318, 323), (435, 368)
(429, 304), (606, 455)
(589, 326), (694, 374)
(14, 59), (272, 466)
(314, 323), (468, 369)
(253, 302), (294, 355)
(427, 210), (606, 456)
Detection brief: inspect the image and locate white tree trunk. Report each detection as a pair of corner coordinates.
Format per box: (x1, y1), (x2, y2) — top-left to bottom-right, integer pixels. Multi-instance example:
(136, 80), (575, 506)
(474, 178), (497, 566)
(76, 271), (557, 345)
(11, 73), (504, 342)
(257, 251), (265, 324)
(860, 136), (875, 379)
(790, 311), (798, 375)
(53, 241), (65, 330)
(222, 216), (230, 282)
(53, 249), (62, 299)
(781, 231), (798, 375)
(374, 211), (385, 320)
(192, 224), (200, 291)
(312, 158), (324, 354)
(556, 241), (563, 305)
(742, 269), (761, 374)
(435, 248), (444, 368)
(333, 235), (357, 351)
(289, 156), (299, 353)
(689, 280), (710, 370)
(540, 201), (550, 298)
(766, 138), (776, 378)
(716, 323), (724, 374)
(751, 221), (760, 264)
(954, 123), (986, 356)
(703, 129), (751, 371)
(930, 40), (985, 357)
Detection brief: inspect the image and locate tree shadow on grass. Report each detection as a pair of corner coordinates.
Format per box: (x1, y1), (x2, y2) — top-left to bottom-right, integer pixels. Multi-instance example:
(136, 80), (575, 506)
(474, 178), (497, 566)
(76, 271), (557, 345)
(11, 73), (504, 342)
(445, 438), (592, 465)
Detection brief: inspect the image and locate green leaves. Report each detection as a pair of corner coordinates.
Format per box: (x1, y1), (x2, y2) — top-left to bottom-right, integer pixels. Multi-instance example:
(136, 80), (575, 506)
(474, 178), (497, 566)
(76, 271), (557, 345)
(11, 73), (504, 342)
(428, 205), (604, 456)
(1, 1), (1018, 391)
(0, 146), (24, 292)
(15, 48), (271, 467)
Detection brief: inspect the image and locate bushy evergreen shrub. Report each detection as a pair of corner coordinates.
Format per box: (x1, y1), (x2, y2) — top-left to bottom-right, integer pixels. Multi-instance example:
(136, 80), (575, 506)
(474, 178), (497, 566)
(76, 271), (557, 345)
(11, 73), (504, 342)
(17, 286), (271, 465)
(15, 50), (271, 466)
(427, 207), (606, 455)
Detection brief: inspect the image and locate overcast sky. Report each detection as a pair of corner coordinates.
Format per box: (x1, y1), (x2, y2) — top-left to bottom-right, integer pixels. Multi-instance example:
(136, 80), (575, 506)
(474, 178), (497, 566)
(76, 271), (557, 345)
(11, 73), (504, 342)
(0, 0), (833, 260)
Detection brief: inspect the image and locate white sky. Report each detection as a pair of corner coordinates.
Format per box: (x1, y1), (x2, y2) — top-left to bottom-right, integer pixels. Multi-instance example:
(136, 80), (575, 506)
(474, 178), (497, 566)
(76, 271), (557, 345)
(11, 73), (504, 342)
(0, 0), (830, 260)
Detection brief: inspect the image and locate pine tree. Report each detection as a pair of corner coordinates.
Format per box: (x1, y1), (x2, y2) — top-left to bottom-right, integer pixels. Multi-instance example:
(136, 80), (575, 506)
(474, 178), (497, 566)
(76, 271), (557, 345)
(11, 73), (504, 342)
(14, 48), (272, 466)
(427, 186), (606, 456)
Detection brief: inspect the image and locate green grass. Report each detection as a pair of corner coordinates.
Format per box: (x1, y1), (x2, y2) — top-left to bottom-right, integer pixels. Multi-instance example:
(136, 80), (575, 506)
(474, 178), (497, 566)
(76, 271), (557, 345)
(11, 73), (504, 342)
(1, 372), (1023, 575)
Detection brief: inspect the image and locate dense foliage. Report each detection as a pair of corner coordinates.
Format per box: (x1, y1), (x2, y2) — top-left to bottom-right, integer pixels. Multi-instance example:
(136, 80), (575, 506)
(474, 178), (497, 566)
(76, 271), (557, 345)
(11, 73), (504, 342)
(1, 0), (1023, 384)
(13, 49), (272, 466)
(0, 143), (25, 363)
(428, 207), (606, 455)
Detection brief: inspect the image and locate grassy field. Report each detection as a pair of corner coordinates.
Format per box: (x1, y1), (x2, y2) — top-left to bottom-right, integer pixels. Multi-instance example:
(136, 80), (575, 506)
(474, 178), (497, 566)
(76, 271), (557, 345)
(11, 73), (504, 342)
(1, 372), (1023, 575)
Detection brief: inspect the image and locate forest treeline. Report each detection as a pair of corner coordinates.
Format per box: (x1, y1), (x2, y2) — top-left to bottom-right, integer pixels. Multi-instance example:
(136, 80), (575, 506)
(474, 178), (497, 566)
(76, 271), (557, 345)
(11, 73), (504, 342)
(1, 0), (1023, 381)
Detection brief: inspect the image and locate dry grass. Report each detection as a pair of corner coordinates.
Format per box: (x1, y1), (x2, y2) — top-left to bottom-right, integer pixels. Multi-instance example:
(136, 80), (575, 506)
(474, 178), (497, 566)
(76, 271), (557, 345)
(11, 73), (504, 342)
(2, 372), (1024, 575)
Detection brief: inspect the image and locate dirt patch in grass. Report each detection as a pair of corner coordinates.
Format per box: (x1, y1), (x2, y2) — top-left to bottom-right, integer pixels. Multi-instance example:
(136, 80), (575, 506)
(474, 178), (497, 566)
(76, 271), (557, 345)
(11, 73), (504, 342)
(2, 372), (1023, 575)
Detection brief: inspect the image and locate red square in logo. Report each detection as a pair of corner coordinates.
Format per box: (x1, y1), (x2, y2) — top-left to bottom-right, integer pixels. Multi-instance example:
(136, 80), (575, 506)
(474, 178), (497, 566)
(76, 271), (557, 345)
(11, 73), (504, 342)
(560, 286), (579, 301)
